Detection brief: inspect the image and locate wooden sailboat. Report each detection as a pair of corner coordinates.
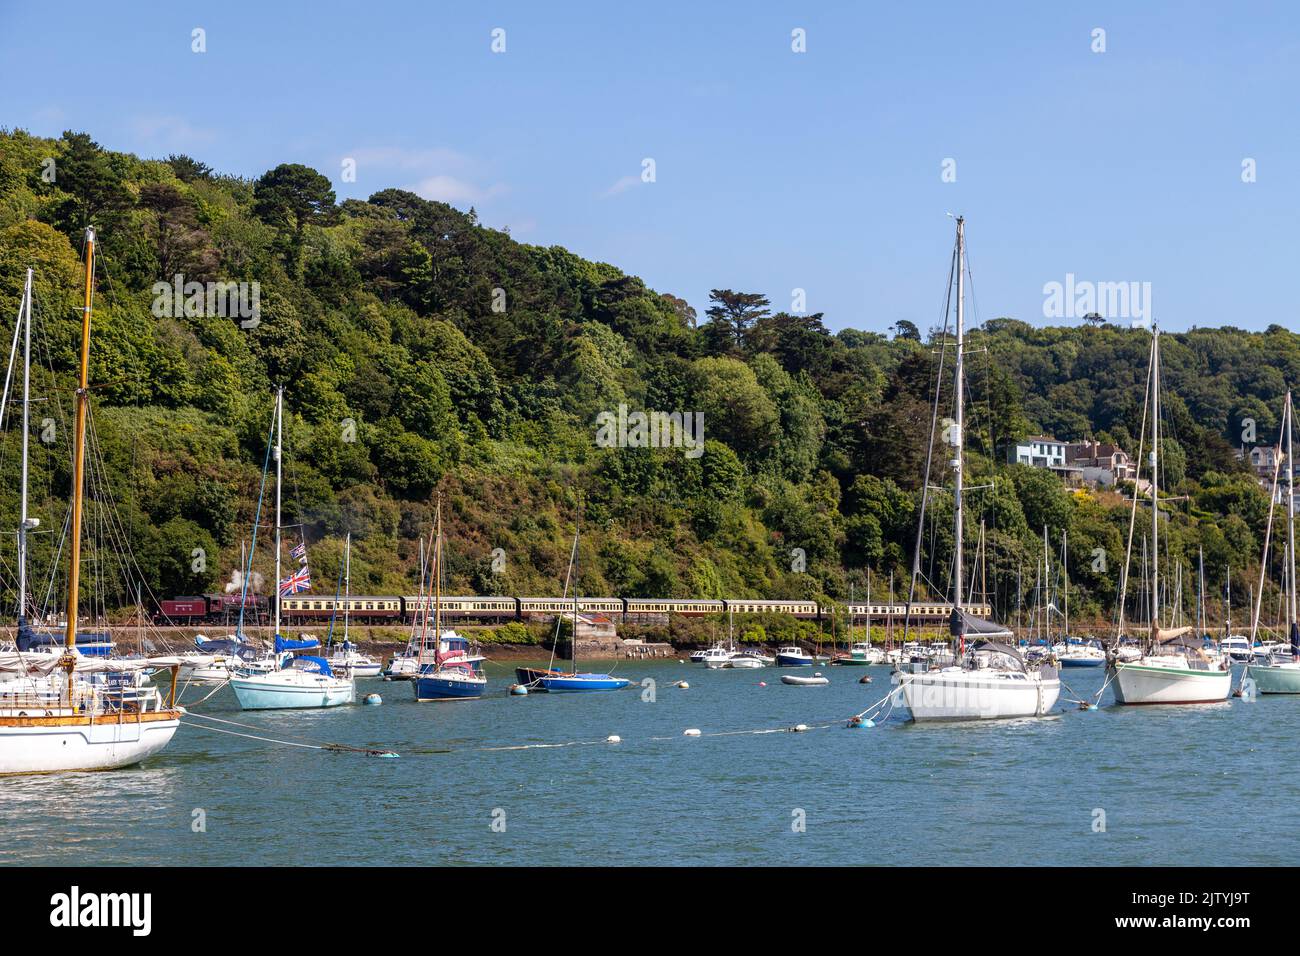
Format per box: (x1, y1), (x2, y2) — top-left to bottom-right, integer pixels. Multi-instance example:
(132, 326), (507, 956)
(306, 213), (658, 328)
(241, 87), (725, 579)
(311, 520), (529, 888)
(0, 233), (182, 774)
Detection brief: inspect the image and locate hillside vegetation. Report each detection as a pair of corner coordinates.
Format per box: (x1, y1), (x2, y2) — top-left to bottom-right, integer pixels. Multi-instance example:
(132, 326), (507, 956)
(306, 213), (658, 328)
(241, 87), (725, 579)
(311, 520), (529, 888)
(0, 128), (1293, 627)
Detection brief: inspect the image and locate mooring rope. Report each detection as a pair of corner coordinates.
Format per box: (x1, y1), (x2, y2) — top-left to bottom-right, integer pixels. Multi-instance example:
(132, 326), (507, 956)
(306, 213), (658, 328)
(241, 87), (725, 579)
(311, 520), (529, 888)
(182, 710), (397, 757)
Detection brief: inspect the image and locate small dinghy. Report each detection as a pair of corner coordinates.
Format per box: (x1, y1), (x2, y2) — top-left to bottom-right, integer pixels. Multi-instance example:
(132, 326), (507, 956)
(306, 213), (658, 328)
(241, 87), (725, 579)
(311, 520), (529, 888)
(781, 674), (829, 686)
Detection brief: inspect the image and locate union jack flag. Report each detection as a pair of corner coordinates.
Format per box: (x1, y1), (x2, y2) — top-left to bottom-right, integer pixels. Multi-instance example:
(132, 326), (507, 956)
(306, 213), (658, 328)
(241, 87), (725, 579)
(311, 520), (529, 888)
(279, 567), (312, 596)
(290, 541), (308, 564)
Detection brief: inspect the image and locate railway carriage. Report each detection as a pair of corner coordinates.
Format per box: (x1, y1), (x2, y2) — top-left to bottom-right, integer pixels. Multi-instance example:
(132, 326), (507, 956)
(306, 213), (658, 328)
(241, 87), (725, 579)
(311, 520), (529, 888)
(401, 595), (519, 621)
(518, 596), (624, 619)
(624, 598), (723, 617)
(722, 599), (819, 618)
(279, 596), (402, 626)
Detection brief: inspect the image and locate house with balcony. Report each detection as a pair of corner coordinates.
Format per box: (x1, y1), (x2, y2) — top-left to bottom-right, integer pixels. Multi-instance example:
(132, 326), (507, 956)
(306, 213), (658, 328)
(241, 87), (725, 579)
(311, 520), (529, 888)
(1065, 440), (1136, 487)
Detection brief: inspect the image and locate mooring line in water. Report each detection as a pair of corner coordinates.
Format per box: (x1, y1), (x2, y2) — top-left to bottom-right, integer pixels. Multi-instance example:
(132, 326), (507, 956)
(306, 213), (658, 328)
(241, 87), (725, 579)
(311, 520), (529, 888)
(182, 711), (398, 757)
(1056, 673), (1100, 709)
(399, 718), (857, 756)
(178, 679), (230, 709)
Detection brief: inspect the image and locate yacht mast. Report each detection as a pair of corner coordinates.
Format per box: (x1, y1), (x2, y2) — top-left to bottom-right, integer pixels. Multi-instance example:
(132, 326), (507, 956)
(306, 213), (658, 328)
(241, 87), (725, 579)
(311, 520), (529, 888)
(1284, 392), (1294, 655)
(434, 496), (442, 649)
(343, 531), (351, 643)
(1149, 328), (1161, 642)
(572, 508), (581, 675)
(64, 228), (95, 663)
(273, 386), (283, 640)
(17, 268), (32, 624)
(951, 216), (966, 649)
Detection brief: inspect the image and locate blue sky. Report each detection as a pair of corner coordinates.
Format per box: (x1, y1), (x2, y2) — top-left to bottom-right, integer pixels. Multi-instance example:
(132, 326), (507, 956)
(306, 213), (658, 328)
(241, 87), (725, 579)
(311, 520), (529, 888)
(1, 0), (1297, 333)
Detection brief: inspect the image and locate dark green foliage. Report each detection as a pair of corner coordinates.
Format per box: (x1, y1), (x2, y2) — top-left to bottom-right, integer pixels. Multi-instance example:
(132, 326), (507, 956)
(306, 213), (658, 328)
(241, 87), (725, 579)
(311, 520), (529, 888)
(0, 129), (1290, 626)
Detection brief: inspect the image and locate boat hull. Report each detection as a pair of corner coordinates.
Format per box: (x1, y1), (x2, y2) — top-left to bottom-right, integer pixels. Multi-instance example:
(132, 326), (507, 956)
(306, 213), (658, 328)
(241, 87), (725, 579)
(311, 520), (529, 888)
(229, 675), (354, 709)
(1249, 663), (1300, 694)
(1109, 662), (1230, 704)
(0, 710), (180, 775)
(536, 673), (630, 692)
(413, 673), (486, 700)
(897, 669), (1060, 721)
(1059, 656), (1105, 668)
(776, 654), (813, 667)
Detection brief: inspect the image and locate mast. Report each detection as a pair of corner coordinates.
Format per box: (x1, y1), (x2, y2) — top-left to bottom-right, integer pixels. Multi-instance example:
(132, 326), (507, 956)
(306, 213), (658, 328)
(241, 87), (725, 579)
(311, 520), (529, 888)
(1149, 327), (1161, 641)
(1284, 392), (1294, 655)
(572, 508), (580, 675)
(1042, 526), (1051, 645)
(17, 268), (32, 624)
(1197, 546), (1205, 638)
(271, 387), (284, 643)
(343, 531), (351, 643)
(1063, 529), (1070, 637)
(64, 228), (95, 661)
(951, 216), (966, 650)
(434, 496), (442, 653)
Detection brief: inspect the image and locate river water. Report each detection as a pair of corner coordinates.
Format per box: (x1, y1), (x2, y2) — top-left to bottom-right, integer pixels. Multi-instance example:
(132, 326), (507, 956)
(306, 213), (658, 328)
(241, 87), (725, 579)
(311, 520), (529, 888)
(0, 660), (1288, 866)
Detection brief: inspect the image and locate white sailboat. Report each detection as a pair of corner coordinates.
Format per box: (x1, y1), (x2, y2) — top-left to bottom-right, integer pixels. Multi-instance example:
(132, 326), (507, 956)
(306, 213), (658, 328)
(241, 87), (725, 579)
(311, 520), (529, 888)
(327, 534), (382, 678)
(893, 217), (1060, 721)
(229, 388), (354, 710)
(1106, 328), (1231, 704)
(0, 241), (182, 773)
(1246, 391), (1300, 693)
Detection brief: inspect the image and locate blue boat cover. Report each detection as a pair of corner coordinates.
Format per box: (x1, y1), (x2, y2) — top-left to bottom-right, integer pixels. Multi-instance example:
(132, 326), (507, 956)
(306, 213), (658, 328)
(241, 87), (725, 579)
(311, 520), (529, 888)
(16, 624), (113, 657)
(287, 655), (333, 676)
(275, 635), (320, 653)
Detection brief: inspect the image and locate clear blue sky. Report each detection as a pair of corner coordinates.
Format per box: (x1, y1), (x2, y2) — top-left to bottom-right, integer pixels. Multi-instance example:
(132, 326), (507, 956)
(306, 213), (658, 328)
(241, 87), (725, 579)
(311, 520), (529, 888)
(1, 0), (1297, 333)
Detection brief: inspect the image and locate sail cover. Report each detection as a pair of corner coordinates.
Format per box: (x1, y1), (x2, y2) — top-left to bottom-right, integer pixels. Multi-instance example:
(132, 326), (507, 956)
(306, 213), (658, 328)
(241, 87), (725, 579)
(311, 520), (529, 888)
(274, 635), (320, 653)
(1156, 630), (1203, 649)
(16, 625), (112, 657)
(950, 607), (1014, 640)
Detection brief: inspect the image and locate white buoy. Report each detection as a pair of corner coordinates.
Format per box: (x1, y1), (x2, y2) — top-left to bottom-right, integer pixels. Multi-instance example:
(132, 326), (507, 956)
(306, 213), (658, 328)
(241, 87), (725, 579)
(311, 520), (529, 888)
(677, 681), (689, 689)
(791, 723), (809, 732)
(683, 728), (702, 736)
(606, 735), (621, 743)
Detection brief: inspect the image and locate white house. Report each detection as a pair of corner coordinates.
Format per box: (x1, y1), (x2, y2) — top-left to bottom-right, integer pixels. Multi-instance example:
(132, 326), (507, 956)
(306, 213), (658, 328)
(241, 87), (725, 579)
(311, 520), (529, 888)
(1007, 436), (1068, 470)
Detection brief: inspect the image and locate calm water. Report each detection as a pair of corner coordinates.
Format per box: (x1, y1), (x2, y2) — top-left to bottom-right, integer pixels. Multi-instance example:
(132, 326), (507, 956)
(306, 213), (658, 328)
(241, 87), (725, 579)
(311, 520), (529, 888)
(0, 660), (1291, 866)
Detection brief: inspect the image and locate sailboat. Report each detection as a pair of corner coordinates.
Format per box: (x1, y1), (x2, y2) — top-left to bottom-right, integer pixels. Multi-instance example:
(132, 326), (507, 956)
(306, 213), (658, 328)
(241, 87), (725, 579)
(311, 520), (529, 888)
(514, 511), (630, 692)
(327, 534), (382, 678)
(383, 532), (430, 680)
(893, 217), (1060, 721)
(0, 238), (182, 773)
(413, 498), (487, 701)
(1105, 328), (1231, 704)
(1246, 391), (1300, 693)
(1056, 531), (1105, 667)
(229, 388), (355, 709)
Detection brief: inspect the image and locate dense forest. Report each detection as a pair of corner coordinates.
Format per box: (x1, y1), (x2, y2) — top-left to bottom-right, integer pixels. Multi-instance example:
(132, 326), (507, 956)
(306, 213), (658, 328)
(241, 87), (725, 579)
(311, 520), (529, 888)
(0, 128), (1295, 629)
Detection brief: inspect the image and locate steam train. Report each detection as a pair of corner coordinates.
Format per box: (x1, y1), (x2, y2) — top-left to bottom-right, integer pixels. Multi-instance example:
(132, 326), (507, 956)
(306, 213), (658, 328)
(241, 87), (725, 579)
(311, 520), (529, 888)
(156, 594), (987, 627)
